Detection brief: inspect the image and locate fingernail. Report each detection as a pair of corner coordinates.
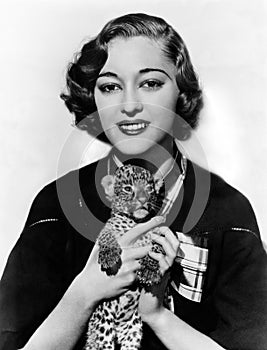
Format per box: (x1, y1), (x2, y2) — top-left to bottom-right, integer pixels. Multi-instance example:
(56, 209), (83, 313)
(154, 216), (166, 223)
(160, 226), (169, 233)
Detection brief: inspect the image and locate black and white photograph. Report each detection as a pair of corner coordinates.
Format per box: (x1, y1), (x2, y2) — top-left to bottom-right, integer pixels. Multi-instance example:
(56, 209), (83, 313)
(0, 1), (267, 349)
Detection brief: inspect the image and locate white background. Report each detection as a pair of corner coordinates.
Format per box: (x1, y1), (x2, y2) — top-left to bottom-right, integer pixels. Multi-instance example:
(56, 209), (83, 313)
(0, 0), (267, 276)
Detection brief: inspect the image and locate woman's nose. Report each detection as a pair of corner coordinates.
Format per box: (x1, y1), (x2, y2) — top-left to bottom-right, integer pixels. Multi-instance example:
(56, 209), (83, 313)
(120, 89), (143, 117)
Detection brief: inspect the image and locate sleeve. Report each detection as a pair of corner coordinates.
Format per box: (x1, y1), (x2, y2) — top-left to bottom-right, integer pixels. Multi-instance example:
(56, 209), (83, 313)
(0, 185), (70, 350)
(209, 229), (267, 350)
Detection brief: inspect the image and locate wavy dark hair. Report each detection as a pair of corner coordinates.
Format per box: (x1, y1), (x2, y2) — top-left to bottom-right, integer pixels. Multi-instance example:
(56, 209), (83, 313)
(60, 13), (203, 142)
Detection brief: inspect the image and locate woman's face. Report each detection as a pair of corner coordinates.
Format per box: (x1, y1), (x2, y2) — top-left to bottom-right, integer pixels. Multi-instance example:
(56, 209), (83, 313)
(94, 36), (179, 155)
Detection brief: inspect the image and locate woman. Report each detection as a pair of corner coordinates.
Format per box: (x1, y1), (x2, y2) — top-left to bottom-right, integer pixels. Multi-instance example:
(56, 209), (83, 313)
(0, 13), (266, 350)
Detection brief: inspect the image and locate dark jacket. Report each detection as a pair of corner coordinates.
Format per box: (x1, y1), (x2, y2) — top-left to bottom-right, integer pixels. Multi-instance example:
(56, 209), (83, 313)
(0, 156), (266, 350)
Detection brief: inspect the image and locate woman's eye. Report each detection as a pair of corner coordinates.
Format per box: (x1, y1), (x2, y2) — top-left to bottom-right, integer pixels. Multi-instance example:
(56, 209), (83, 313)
(98, 84), (121, 94)
(141, 80), (164, 90)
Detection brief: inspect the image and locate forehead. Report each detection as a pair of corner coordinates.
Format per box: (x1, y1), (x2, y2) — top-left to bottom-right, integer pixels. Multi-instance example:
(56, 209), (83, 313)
(101, 36), (174, 74)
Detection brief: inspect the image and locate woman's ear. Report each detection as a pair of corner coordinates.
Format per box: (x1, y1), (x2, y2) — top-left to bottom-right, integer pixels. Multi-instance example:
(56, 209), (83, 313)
(101, 174), (116, 201)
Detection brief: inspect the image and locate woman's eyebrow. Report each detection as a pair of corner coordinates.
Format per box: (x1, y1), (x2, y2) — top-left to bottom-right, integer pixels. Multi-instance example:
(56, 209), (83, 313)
(97, 72), (117, 79)
(97, 68), (171, 79)
(139, 68), (171, 79)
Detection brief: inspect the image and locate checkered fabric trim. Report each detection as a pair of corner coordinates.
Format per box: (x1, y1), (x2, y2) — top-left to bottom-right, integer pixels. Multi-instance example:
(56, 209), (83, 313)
(171, 231), (209, 303)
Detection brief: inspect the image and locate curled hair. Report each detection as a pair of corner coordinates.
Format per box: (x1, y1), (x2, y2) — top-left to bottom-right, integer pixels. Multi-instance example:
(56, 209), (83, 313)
(60, 13), (203, 142)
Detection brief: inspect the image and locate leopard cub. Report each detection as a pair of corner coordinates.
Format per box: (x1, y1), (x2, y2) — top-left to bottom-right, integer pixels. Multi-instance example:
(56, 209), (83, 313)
(85, 164), (165, 350)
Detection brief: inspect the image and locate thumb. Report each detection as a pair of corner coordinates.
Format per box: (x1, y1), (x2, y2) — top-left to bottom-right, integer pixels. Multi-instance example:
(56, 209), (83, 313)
(85, 242), (99, 265)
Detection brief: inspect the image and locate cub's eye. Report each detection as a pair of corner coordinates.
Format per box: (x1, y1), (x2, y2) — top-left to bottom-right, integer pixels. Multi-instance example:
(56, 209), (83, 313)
(141, 80), (164, 90)
(98, 83), (121, 94)
(123, 185), (133, 193)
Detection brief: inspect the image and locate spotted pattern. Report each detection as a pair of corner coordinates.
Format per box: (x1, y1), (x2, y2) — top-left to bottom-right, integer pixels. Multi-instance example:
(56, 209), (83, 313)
(84, 165), (165, 350)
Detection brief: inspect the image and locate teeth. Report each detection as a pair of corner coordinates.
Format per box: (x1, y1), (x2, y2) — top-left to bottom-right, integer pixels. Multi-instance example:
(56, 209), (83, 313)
(120, 123), (147, 130)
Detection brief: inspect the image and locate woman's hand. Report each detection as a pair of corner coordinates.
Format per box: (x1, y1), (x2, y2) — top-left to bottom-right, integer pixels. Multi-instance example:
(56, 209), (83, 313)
(76, 216), (166, 307)
(138, 227), (180, 323)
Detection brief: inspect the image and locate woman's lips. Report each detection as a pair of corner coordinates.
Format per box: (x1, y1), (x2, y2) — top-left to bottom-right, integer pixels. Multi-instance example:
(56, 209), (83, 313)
(117, 121), (150, 136)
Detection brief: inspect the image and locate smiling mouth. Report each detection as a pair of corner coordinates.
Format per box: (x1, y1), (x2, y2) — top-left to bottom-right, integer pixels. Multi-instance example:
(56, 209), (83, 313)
(117, 122), (150, 135)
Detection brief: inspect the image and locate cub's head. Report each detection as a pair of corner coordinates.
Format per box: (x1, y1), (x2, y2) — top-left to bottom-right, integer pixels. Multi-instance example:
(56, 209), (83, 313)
(101, 165), (164, 222)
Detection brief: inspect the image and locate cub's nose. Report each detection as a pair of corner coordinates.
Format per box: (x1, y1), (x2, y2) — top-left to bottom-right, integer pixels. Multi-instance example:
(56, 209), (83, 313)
(138, 194), (148, 204)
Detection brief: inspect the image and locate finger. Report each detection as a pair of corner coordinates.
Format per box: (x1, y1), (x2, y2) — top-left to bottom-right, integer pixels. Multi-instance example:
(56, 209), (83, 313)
(117, 260), (140, 277)
(154, 227), (180, 254)
(161, 227), (180, 252)
(122, 245), (151, 261)
(148, 251), (170, 273)
(120, 216), (166, 246)
(85, 242), (100, 265)
(150, 233), (175, 258)
(151, 228), (180, 266)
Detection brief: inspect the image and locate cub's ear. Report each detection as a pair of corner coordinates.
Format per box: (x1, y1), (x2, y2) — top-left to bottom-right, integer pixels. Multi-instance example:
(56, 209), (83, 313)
(101, 175), (116, 201)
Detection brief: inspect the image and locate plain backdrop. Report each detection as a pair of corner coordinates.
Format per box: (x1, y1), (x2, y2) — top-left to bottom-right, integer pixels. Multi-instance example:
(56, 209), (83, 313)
(0, 0), (267, 276)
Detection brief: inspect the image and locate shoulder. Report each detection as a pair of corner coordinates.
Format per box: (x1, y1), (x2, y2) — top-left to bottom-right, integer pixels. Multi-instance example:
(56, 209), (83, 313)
(25, 160), (100, 229)
(211, 170), (259, 233)
(187, 160), (259, 235)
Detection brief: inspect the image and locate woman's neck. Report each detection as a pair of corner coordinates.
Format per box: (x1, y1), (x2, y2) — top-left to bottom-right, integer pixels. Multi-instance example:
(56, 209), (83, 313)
(109, 137), (179, 178)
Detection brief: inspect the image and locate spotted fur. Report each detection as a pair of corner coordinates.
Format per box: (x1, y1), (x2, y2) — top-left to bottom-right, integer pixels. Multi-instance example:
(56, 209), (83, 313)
(84, 165), (165, 350)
